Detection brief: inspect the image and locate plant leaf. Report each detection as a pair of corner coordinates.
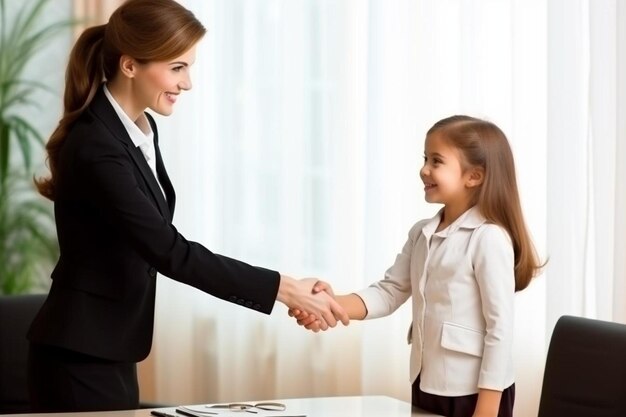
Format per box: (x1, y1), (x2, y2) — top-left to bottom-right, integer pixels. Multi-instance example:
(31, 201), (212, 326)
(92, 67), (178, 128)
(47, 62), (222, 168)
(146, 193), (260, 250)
(0, 0), (70, 294)
(0, 123), (8, 187)
(0, 171), (58, 294)
(11, 118), (33, 170)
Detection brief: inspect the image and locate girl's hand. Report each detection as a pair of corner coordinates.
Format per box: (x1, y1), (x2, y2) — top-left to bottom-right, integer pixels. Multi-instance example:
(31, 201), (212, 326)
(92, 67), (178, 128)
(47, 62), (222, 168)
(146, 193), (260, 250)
(288, 308), (323, 331)
(277, 276), (348, 330)
(472, 389), (502, 417)
(288, 280), (338, 332)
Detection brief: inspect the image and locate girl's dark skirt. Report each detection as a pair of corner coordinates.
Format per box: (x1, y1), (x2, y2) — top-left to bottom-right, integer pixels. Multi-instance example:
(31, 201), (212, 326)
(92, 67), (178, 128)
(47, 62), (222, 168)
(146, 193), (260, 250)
(412, 375), (515, 417)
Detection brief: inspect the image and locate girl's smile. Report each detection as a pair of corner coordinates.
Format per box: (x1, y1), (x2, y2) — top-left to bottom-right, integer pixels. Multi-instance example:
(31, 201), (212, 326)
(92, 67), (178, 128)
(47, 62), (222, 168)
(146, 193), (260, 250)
(423, 182), (437, 193)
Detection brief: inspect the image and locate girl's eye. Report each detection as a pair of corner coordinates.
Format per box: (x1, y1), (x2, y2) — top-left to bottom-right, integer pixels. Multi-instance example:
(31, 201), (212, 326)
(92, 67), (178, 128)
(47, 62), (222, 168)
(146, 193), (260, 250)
(172, 66), (184, 72)
(423, 155), (442, 166)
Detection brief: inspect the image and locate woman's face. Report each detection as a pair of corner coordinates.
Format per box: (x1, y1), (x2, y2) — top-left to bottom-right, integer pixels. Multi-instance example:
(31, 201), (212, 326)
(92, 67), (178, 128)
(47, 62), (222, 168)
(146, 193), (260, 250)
(133, 45), (197, 116)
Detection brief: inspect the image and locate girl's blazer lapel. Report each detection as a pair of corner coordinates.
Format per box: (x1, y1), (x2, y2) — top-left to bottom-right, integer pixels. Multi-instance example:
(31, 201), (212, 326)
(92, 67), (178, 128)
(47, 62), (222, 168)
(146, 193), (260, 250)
(89, 89), (173, 219)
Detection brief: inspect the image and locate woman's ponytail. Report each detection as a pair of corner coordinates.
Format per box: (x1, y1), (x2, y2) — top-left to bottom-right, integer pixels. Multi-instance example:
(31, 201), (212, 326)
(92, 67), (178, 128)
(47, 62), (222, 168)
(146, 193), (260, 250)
(35, 24), (106, 200)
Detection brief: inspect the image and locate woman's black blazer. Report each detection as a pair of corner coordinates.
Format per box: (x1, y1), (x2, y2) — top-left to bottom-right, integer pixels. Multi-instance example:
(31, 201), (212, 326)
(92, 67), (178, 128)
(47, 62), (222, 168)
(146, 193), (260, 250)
(28, 88), (280, 362)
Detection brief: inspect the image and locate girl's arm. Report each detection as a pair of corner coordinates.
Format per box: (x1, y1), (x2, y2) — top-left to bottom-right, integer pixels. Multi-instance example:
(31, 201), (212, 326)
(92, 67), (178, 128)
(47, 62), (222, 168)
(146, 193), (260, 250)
(335, 294), (367, 320)
(314, 281), (367, 320)
(289, 219), (424, 330)
(473, 388), (503, 417)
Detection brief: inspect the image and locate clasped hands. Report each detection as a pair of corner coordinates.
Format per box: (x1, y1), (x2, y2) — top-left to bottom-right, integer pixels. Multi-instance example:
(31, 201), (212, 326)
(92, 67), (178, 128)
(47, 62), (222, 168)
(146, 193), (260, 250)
(284, 278), (337, 332)
(277, 275), (345, 332)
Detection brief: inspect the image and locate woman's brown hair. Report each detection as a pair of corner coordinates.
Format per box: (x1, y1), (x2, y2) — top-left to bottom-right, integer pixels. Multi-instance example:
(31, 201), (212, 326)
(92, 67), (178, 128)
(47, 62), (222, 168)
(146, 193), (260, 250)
(35, 0), (206, 200)
(428, 115), (544, 291)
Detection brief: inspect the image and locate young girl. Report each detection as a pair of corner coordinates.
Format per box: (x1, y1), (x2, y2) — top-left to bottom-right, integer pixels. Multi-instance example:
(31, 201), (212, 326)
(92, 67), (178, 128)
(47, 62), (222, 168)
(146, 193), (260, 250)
(28, 0), (347, 412)
(292, 115), (543, 417)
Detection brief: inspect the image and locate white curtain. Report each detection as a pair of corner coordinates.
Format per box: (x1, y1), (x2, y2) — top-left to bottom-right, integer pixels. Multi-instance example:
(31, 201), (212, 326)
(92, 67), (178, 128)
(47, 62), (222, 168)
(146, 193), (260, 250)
(546, 0), (626, 329)
(142, 2), (626, 417)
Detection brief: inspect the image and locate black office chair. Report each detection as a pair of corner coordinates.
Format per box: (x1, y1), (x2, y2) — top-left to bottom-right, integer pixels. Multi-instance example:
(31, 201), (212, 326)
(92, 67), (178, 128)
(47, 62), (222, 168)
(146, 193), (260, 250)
(0, 294), (170, 413)
(0, 293), (47, 414)
(537, 315), (626, 417)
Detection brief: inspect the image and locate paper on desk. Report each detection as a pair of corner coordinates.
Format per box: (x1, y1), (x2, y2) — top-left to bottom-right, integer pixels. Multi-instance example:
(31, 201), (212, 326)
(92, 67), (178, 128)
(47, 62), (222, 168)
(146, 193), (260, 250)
(179, 405), (306, 417)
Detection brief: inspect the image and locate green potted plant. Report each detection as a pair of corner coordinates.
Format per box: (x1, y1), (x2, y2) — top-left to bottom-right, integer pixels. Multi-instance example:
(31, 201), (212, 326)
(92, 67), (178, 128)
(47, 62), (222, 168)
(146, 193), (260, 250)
(0, 0), (74, 294)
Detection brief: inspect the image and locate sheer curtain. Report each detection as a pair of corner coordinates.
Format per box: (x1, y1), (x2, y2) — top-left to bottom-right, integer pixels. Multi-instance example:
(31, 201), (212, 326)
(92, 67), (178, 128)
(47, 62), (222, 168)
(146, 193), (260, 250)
(546, 0), (626, 329)
(150, 1), (548, 416)
(128, 2), (626, 417)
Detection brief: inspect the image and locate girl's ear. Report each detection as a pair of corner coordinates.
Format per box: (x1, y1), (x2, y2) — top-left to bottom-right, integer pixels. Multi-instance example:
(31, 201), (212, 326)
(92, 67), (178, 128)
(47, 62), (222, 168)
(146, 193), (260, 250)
(466, 167), (485, 188)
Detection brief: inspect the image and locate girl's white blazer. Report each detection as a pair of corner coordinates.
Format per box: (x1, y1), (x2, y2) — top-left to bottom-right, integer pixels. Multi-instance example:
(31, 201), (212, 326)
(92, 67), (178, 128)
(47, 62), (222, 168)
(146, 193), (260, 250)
(357, 207), (515, 396)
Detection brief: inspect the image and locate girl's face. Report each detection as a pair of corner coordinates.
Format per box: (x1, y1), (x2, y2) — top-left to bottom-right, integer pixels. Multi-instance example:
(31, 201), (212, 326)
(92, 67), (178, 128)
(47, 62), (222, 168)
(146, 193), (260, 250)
(420, 132), (477, 212)
(132, 45), (197, 116)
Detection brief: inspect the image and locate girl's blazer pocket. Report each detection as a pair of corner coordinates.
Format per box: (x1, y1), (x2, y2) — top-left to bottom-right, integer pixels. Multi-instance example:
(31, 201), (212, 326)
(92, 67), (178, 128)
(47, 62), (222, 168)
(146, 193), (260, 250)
(441, 321), (485, 357)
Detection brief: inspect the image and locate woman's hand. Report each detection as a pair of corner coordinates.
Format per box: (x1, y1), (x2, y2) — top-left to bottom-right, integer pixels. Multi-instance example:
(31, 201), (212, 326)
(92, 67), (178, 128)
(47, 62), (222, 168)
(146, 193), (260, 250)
(288, 280), (334, 332)
(277, 276), (349, 331)
(289, 282), (368, 331)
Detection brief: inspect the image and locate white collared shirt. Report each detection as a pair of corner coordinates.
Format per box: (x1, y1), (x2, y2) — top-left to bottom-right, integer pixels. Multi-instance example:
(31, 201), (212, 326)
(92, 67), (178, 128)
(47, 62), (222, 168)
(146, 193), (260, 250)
(103, 85), (164, 197)
(357, 206), (515, 396)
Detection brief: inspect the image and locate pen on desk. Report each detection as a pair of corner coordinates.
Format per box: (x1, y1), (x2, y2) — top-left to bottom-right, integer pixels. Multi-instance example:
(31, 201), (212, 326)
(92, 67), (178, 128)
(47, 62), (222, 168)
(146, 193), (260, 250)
(175, 407), (218, 417)
(151, 411), (177, 417)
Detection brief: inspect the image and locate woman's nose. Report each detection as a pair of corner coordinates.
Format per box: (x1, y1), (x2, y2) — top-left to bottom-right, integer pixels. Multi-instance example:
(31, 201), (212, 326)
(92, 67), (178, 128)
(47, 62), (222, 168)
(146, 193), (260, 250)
(179, 74), (192, 91)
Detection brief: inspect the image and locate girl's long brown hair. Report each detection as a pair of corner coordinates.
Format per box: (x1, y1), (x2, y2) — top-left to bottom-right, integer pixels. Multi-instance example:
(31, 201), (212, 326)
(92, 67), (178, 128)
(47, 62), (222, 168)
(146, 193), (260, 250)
(35, 0), (206, 200)
(428, 115), (544, 291)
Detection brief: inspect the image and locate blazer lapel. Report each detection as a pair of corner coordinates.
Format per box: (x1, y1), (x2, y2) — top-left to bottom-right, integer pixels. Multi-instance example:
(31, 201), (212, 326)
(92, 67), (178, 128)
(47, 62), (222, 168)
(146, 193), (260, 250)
(147, 114), (176, 219)
(154, 144), (175, 219)
(89, 88), (171, 219)
(128, 145), (171, 218)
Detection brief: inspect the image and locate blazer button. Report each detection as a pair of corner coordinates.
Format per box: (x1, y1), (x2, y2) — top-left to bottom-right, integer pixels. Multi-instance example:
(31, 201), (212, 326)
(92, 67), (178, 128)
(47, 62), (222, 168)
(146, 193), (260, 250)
(229, 295), (238, 302)
(237, 298), (245, 305)
(253, 304), (261, 310)
(148, 267), (157, 277)
(245, 301), (253, 308)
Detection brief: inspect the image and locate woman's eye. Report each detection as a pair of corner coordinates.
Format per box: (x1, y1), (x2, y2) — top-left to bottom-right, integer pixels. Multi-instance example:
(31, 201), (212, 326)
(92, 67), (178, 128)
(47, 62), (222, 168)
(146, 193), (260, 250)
(172, 66), (183, 72)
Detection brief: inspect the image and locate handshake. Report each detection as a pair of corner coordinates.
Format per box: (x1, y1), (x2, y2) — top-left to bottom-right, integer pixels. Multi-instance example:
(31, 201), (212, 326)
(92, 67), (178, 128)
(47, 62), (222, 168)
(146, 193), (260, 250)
(277, 276), (352, 332)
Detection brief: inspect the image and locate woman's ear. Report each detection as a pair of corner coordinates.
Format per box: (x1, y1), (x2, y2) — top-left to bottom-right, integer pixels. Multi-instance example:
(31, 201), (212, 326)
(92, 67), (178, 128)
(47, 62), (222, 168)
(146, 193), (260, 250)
(466, 167), (485, 188)
(119, 55), (137, 79)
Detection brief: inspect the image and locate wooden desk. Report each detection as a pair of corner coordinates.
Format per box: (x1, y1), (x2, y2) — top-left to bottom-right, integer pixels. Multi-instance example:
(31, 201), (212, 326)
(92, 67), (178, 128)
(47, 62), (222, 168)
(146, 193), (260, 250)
(2, 396), (442, 417)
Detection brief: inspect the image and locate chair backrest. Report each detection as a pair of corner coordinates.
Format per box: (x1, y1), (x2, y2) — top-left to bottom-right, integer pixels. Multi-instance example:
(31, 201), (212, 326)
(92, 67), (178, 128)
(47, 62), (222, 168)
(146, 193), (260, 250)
(537, 315), (626, 417)
(0, 294), (46, 414)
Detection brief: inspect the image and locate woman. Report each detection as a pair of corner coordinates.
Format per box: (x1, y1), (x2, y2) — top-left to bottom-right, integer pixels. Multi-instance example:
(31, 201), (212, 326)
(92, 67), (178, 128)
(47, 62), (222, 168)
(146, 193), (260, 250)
(28, 0), (347, 412)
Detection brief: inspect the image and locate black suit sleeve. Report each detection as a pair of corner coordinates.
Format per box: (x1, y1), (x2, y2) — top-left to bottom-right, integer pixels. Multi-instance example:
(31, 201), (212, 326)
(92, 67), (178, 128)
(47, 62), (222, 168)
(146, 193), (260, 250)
(74, 122), (280, 314)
